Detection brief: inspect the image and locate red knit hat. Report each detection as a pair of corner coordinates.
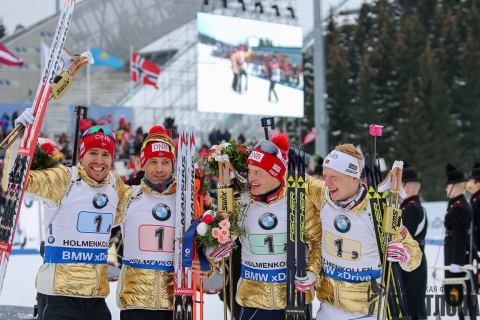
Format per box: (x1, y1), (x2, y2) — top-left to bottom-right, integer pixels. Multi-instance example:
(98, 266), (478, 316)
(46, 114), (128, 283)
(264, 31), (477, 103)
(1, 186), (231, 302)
(246, 135), (289, 181)
(141, 125), (175, 167)
(79, 126), (116, 159)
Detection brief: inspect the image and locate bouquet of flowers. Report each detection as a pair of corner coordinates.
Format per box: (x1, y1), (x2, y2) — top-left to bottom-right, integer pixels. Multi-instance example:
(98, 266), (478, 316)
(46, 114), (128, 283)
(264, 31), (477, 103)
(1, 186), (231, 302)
(196, 139), (251, 193)
(194, 204), (247, 251)
(31, 138), (60, 170)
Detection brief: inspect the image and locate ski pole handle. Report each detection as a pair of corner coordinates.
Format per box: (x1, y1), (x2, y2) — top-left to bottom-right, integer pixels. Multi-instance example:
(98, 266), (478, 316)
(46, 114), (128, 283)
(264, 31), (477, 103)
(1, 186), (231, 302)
(369, 125), (383, 137)
(261, 117), (275, 140)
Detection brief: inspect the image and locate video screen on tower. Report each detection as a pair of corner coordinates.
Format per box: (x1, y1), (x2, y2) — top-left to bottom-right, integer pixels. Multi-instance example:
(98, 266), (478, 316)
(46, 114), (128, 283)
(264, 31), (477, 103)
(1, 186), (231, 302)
(197, 13), (304, 118)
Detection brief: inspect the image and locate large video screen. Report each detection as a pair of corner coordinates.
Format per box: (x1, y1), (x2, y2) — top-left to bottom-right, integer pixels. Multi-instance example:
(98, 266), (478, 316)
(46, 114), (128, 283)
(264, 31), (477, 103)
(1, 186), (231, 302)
(197, 13), (304, 118)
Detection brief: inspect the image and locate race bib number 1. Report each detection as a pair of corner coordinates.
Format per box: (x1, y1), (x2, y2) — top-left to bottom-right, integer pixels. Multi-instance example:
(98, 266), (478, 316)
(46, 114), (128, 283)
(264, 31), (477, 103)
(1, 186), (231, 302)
(248, 233), (287, 255)
(77, 211), (113, 234)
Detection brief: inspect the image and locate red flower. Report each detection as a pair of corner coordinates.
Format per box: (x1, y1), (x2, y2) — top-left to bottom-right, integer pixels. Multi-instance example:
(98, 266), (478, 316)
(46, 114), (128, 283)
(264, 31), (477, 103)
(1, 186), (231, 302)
(41, 143), (54, 155)
(201, 214), (215, 224)
(238, 147), (247, 154)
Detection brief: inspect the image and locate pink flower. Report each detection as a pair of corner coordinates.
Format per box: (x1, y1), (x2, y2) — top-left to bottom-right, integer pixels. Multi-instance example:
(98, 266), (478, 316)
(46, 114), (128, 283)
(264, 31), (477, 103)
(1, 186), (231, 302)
(219, 212), (230, 220)
(238, 147), (247, 154)
(218, 235), (229, 244)
(219, 219), (230, 230)
(211, 228), (221, 239)
(220, 228), (230, 238)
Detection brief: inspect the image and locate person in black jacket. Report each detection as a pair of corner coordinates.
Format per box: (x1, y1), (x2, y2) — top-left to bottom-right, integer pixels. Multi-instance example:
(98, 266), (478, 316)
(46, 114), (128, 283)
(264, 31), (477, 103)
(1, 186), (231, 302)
(400, 162), (427, 320)
(444, 163), (477, 320)
(469, 162), (480, 254)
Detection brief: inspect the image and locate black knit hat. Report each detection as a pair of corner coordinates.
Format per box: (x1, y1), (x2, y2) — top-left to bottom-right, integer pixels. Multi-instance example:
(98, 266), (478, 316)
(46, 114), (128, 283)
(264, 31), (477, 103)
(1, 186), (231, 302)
(401, 160), (422, 182)
(313, 157), (324, 176)
(445, 163), (468, 185)
(470, 162), (480, 180)
(131, 140), (142, 156)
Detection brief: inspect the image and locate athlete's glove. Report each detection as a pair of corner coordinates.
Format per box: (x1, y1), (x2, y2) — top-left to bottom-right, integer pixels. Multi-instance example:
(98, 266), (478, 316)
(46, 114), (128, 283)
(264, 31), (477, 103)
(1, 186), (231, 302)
(294, 271), (316, 293)
(205, 240), (235, 261)
(449, 264), (462, 273)
(14, 107), (35, 127)
(386, 241), (410, 263)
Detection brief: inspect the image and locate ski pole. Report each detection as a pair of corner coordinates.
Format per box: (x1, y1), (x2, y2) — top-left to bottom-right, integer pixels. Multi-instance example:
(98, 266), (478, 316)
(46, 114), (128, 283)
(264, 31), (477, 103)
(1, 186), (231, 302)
(0, 124), (25, 157)
(260, 117), (275, 140)
(71, 106), (88, 165)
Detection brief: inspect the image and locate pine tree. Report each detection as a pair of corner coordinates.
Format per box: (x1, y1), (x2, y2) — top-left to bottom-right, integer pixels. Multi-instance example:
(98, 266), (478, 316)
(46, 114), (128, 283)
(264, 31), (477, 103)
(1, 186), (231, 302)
(362, 4), (397, 160)
(415, 43), (460, 200)
(325, 38), (353, 146)
(458, 34), (480, 164)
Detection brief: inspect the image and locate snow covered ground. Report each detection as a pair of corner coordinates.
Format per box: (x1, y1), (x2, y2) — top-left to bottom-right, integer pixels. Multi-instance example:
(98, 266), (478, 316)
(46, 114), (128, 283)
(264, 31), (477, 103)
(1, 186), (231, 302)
(0, 201), (473, 320)
(197, 43), (304, 118)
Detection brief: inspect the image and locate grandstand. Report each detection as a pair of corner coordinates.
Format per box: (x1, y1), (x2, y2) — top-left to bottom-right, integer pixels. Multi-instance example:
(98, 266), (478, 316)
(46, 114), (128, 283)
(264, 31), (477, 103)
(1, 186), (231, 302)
(0, 0), (355, 145)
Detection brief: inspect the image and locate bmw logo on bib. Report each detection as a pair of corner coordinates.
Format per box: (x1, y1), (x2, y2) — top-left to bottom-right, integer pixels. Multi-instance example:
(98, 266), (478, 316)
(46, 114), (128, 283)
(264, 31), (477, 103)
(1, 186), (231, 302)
(258, 212), (278, 230)
(47, 236), (55, 244)
(334, 214), (351, 233)
(152, 203), (171, 221)
(93, 193), (109, 209)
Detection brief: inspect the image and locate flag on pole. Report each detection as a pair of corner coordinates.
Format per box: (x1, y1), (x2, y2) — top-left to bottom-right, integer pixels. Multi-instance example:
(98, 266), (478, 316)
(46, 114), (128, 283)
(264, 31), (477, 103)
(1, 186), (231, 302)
(91, 47), (123, 68)
(131, 52), (160, 89)
(0, 42), (24, 67)
(303, 129), (316, 145)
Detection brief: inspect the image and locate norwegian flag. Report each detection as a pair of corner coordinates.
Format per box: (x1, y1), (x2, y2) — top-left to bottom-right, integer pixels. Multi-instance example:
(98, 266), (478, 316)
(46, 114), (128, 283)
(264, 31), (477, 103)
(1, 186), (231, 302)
(303, 129), (316, 145)
(0, 42), (24, 67)
(131, 51), (160, 89)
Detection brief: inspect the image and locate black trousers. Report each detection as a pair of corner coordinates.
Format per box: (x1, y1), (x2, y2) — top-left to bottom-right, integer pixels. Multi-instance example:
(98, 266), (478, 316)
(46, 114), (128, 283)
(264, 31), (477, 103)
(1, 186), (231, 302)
(269, 81), (278, 101)
(239, 304), (312, 320)
(37, 292), (111, 320)
(401, 254), (427, 319)
(120, 309), (173, 320)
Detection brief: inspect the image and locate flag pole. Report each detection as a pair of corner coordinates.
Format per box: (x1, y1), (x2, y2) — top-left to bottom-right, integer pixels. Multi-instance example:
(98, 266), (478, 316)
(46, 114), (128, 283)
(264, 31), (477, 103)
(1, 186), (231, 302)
(129, 45), (133, 93)
(87, 41), (91, 106)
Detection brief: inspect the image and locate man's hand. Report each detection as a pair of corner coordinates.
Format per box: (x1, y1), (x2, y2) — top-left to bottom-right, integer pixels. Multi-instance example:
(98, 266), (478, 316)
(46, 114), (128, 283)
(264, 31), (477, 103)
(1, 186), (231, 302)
(15, 108), (34, 127)
(449, 264), (462, 273)
(386, 241), (411, 263)
(191, 260), (209, 279)
(294, 271), (316, 293)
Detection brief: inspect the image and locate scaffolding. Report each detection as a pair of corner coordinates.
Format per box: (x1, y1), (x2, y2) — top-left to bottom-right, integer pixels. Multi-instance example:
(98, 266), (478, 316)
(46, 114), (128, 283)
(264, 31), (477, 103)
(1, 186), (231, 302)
(121, 0), (300, 145)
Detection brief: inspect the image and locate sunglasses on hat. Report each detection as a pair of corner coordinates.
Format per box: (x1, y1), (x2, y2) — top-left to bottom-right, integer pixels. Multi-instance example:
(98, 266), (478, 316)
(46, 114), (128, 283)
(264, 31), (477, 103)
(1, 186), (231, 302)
(82, 126), (116, 142)
(254, 139), (287, 169)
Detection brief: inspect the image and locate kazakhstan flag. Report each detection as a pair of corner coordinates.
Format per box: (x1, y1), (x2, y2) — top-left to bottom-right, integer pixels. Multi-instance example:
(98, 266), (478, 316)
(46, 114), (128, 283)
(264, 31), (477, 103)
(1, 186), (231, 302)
(91, 47), (123, 68)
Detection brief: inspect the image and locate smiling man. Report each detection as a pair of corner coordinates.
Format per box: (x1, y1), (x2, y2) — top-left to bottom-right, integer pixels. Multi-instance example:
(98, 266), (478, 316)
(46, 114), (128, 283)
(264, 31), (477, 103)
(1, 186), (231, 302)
(114, 126), (213, 320)
(305, 144), (422, 320)
(236, 135), (321, 320)
(4, 108), (130, 320)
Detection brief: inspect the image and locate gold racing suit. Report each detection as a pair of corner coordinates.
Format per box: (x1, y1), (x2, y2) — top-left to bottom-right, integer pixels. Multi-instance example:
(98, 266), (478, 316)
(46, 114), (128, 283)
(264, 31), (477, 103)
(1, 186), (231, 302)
(115, 179), (217, 310)
(2, 142), (129, 298)
(235, 178), (323, 309)
(305, 175), (422, 314)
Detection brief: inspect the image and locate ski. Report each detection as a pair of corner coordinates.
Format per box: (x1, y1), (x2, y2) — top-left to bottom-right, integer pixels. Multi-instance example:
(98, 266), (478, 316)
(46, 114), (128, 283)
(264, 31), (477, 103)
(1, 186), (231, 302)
(0, 0), (76, 297)
(174, 126), (196, 320)
(285, 147), (297, 320)
(285, 145), (307, 320)
(295, 146), (307, 320)
(364, 125), (410, 320)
